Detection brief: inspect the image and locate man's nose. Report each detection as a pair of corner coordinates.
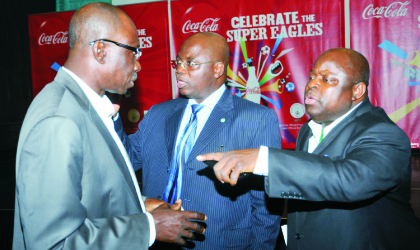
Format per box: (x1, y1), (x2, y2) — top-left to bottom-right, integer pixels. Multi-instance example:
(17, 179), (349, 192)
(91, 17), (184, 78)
(134, 60), (141, 72)
(307, 78), (319, 90)
(176, 62), (187, 75)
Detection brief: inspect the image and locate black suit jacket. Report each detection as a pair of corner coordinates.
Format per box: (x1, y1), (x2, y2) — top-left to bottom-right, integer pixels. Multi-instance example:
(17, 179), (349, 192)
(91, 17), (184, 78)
(266, 98), (420, 249)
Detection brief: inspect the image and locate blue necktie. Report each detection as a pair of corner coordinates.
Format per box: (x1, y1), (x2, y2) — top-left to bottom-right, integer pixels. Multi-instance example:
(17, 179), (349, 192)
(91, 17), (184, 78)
(163, 104), (203, 203)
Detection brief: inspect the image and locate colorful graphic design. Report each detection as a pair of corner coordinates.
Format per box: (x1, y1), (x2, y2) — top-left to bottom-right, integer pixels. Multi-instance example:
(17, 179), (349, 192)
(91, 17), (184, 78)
(226, 35), (293, 110)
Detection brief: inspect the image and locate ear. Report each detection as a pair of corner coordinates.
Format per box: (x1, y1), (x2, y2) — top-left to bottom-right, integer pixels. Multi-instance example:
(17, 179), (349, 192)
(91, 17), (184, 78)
(213, 62), (225, 79)
(352, 82), (367, 101)
(91, 41), (106, 64)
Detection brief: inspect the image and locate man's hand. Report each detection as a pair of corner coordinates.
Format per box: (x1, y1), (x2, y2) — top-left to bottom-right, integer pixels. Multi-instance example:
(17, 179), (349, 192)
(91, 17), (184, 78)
(151, 203), (206, 246)
(145, 198), (182, 212)
(196, 149), (259, 186)
(112, 104), (120, 119)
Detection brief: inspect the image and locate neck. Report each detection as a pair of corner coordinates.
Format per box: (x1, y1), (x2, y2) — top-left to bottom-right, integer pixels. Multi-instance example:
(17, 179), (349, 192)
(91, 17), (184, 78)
(64, 56), (103, 96)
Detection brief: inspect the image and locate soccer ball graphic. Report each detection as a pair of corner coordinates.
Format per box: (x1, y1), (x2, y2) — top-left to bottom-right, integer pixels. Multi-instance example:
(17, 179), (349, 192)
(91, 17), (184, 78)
(261, 46), (270, 55)
(286, 82), (295, 92)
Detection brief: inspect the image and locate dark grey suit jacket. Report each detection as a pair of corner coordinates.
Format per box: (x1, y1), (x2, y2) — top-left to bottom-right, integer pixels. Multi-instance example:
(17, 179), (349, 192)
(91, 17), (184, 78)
(13, 68), (150, 250)
(266, 98), (420, 249)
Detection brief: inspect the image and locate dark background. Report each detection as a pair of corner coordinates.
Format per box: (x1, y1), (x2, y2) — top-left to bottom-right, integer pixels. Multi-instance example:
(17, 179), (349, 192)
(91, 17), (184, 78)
(1, 1), (419, 250)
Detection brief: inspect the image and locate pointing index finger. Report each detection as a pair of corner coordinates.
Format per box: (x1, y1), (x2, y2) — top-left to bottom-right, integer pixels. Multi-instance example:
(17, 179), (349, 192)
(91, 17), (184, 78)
(196, 152), (223, 162)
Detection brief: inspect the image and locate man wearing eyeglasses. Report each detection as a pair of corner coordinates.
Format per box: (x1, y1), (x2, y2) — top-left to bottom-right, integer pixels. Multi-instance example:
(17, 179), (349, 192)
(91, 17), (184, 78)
(115, 32), (282, 249)
(13, 3), (206, 250)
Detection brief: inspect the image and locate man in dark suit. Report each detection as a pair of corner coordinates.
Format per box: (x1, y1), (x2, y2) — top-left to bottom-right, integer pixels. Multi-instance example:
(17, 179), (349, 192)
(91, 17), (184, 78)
(13, 3), (206, 249)
(198, 48), (420, 249)
(115, 32), (282, 249)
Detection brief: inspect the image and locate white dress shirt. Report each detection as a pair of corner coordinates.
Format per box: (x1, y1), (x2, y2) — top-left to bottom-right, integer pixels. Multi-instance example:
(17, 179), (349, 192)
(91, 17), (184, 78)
(175, 84), (226, 146)
(254, 101), (363, 175)
(62, 67), (156, 246)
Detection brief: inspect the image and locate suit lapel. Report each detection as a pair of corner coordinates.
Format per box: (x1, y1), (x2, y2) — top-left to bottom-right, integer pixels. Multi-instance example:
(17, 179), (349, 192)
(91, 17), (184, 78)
(186, 89), (233, 163)
(312, 99), (374, 154)
(296, 124), (311, 152)
(56, 69), (142, 212)
(166, 99), (188, 164)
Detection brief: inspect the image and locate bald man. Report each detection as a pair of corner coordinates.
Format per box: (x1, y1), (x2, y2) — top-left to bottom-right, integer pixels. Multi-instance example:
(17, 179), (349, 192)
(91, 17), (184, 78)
(13, 3), (206, 250)
(198, 48), (420, 249)
(115, 32), (282, 249)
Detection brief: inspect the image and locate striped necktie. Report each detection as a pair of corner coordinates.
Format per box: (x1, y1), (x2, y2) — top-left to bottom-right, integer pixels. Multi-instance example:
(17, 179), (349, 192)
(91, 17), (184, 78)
(163, 104), (203, 203)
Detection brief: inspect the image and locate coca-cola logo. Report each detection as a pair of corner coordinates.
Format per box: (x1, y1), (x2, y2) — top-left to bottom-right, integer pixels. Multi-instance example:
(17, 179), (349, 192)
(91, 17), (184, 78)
(36, 18), (69, 58)
(182, 18), (220, 34)
(246, 87), (261, 94)
(38, 31), (68, 45)
(362, 1), (410, 19)
(180, 3), (221, 39)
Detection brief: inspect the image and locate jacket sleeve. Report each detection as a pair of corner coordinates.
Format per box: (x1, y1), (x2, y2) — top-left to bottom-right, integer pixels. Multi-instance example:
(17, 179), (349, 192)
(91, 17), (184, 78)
(114, 111), (146, 171)
(16, 116), (150, 250)
(248, 108), (283, 249)
(265, 118), (411, 202)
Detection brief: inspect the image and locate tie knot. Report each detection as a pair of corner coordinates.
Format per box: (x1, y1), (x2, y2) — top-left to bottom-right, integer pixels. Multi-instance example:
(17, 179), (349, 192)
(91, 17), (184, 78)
(191, 104), (203, 114)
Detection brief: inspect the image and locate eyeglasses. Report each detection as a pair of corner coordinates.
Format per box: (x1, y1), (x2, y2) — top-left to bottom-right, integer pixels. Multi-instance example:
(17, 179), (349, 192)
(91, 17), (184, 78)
(170, 60), (219, 71)
(89, 39), (142, 60)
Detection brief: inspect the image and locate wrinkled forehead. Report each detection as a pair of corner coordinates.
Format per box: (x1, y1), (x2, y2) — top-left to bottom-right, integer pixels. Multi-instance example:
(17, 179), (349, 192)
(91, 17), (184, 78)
(314, 50), (353, 73)
(179, 38), (212, 59)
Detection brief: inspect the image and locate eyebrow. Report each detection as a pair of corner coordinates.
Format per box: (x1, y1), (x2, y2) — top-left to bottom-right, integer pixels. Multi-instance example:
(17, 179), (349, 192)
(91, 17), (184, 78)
(319, 70), (332, 75)
(176, 55), (196, 60)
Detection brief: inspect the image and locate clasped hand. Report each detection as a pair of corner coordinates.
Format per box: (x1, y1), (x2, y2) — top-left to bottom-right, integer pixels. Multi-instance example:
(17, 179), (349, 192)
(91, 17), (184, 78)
(146, 198), (207, 246)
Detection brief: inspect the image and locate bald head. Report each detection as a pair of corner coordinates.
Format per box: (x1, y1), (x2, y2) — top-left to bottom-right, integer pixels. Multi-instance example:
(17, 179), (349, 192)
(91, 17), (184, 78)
(65, 3), (140, 97)
(183, 32), (230, 80)
(319, 48), (370, 88)
(68, 3), (128, 50)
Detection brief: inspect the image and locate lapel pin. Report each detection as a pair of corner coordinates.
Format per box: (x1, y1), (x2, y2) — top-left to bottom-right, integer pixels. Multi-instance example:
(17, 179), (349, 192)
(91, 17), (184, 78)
(220, 118), (226, 123)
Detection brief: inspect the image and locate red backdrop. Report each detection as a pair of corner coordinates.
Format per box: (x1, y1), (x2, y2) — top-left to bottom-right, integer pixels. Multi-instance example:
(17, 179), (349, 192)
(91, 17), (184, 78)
(28, 2), (172, 134)
(28, 0), (420, 148)
(350, 0), (420, 148)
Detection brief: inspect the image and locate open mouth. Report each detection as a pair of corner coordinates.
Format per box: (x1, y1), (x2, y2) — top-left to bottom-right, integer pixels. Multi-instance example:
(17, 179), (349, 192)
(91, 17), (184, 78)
(305, 94), (318, 105)
(177, 79), (188, 88)
(131, 73), (137, 81)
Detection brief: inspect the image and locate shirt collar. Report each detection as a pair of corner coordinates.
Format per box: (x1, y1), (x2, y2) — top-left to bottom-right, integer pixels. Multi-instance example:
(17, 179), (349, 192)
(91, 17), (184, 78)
(308, 101), (363, 142)
(62, 67), (114, 119)
(187, 84), (226, 109)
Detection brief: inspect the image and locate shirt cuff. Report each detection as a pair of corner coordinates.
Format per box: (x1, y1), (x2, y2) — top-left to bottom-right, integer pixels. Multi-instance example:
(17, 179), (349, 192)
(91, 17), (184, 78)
(145, 212), (156, 246)
(253, 145), (269, 176)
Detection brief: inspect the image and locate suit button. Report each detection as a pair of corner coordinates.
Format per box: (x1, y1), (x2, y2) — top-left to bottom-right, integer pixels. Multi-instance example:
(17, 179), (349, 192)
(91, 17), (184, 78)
(166, 169), (169, 173)
(157, 196), (162, 199)
(295, 233), (303, 240)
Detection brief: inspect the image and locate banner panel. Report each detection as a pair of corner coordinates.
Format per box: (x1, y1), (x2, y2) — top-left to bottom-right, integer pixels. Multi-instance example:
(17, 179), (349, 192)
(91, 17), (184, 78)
(171, 0), (345, 149)
(350, 0), (420, 148)
(56, 0), (112, 12)
(28, 2), (172, 134)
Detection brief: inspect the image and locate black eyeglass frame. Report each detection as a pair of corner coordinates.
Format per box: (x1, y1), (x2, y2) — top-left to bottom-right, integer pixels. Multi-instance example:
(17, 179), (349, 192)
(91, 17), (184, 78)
(89, 39), (142, 60)
(170, 60), (220, 70)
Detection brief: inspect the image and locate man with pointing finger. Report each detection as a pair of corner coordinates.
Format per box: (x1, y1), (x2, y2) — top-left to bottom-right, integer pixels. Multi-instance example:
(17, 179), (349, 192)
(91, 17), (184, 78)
(198, 48), (420, 249)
